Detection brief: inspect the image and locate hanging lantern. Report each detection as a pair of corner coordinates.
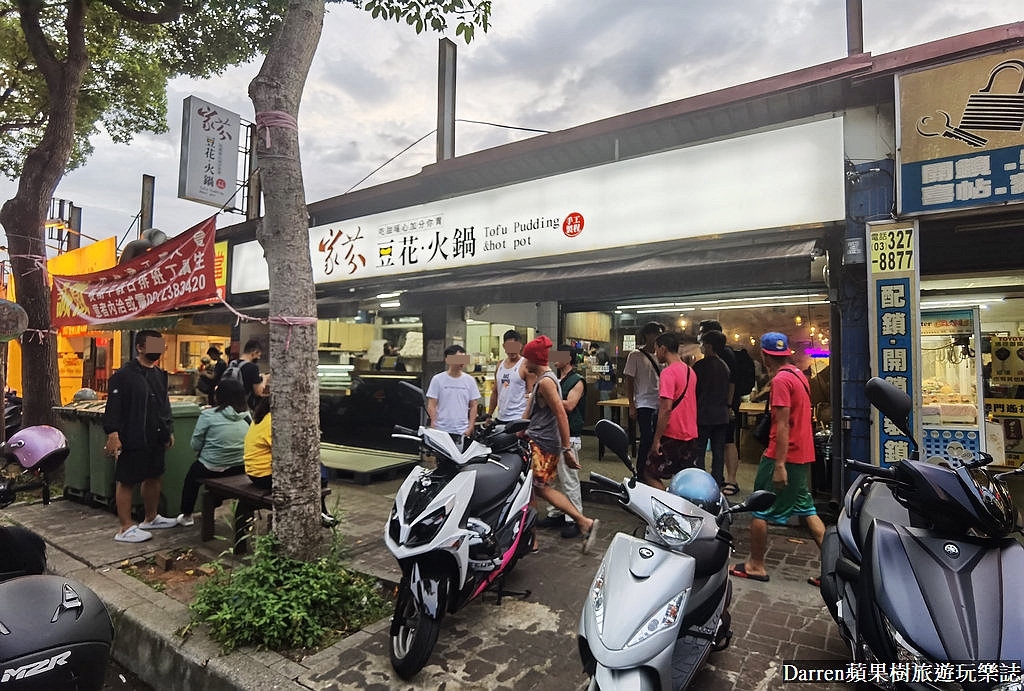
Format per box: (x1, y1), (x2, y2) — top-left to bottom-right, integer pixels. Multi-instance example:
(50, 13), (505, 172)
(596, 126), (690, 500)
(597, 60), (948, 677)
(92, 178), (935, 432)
(0, 300), (28, 342)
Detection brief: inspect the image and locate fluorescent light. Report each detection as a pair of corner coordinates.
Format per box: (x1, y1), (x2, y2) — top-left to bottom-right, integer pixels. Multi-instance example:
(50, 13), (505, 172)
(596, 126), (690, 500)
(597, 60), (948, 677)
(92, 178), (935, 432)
(715, 300), (830, 310)
(920, 298), (1003, 309)
(378, 301), (401, 309)
(376, 291), (402, 299)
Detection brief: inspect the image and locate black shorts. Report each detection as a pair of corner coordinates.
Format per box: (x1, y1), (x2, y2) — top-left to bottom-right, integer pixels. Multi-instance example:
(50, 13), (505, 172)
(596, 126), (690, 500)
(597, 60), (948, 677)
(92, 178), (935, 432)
(114, 446), (166, 485)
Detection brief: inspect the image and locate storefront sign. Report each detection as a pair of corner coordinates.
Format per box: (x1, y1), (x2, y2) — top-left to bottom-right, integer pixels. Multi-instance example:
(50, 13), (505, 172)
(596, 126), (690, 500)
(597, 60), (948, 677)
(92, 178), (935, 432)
(231, 118), (846, 294)
(898, 49), (1024, 215)
(50, 217), (217, 326)
(990, 336), (1024, 386)
(921, 312), (975, 336)
(178, 96), (240, 209)
(869, 224), (914, 273)
(867, 220), (920, 466)
(57, 352), (83, 379)
(985, 399), (1024, 466)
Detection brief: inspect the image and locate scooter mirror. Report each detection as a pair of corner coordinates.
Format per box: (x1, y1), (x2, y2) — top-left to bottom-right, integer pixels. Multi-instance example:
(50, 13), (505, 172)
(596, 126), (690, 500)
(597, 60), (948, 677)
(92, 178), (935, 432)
(743, 490), (777, 512)
(594, 419), (636, 475)
(865, 377), (917, 450)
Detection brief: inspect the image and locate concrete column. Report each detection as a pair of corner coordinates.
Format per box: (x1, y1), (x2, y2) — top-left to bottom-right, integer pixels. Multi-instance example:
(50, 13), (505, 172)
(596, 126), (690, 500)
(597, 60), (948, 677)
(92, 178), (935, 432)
(536, 301), (558, 340)
(421, 304), (466, 381)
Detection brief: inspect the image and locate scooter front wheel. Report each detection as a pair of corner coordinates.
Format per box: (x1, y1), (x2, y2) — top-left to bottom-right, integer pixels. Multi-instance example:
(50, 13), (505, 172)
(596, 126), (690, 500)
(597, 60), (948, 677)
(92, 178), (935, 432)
(389, 578), (446, 680)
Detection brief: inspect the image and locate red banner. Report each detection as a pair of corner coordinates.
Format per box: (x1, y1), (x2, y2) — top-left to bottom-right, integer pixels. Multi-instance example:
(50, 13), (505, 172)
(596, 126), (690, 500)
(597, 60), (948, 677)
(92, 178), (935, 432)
(51, 217), (218, 327)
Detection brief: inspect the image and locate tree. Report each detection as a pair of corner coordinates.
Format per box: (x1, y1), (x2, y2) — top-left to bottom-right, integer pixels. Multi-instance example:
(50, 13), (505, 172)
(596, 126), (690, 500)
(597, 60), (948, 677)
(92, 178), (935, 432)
(0, 0), (288, 426)
(252, 0), (489, 559)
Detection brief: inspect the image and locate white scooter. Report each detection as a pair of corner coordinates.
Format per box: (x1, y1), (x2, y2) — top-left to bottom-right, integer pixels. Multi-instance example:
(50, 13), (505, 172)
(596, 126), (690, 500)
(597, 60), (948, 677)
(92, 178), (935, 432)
(579, 419), (775, 690)
(384, 417), (536, 679)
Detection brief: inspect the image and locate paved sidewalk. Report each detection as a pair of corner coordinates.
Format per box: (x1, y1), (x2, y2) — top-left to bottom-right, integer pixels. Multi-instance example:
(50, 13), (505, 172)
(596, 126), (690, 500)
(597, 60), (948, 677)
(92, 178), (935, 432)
(1, 439), (852, 690)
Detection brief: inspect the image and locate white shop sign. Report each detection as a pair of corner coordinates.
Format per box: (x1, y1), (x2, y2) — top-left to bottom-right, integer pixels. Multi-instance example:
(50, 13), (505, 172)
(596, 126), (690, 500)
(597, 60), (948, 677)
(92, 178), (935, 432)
(231, 117), (844, 294)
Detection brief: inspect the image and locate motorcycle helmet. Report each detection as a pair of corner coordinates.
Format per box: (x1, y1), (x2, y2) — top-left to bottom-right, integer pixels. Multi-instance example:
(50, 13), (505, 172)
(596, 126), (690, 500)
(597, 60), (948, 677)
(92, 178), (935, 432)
(668, 467), (723, 515)
(0, 575), (113, 691)
(72, 388), (98, 402)
(1, 425), (69, 473)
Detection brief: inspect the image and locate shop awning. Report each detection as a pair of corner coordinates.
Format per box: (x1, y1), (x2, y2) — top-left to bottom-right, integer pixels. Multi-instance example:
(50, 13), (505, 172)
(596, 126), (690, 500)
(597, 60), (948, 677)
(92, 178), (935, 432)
(399, 235), (825, 308)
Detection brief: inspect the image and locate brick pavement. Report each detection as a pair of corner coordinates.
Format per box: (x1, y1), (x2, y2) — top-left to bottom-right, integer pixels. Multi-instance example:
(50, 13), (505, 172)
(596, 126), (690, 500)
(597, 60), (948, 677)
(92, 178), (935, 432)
(307, 439), (853, 690)
(1, 436), (854, 690)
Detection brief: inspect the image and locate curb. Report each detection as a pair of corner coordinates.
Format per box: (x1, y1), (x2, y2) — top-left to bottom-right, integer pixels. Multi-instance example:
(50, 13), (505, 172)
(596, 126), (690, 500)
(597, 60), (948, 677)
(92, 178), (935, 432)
(41, 532), (307, 691)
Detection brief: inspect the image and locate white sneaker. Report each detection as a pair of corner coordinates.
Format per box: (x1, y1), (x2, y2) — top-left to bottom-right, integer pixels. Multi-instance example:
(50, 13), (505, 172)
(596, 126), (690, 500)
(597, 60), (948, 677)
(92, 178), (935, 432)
(114, 525), (152, 543)
(176, 513), (194, 527)
(139, 514), (178, 530)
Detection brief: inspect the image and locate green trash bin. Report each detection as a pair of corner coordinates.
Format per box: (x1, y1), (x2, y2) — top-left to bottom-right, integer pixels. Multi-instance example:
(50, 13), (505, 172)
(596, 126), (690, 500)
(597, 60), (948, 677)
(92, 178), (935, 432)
(53, 405), (90, 502)
(160, 400), (202, 518)
(81, 401), (116, 510)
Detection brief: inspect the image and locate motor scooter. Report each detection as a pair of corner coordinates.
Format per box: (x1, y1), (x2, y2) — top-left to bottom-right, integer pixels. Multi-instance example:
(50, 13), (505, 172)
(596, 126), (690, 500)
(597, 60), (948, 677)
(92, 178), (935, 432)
(578, 419), (775, 690)
(820, 377), (1024, 685)
(0, 425), (114, 690)
(384, 411), (537, 679)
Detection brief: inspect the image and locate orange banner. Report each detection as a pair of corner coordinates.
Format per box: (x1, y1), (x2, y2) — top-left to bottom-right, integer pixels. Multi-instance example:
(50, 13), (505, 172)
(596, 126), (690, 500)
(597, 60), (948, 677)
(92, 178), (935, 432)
(50, 217), (217, 327)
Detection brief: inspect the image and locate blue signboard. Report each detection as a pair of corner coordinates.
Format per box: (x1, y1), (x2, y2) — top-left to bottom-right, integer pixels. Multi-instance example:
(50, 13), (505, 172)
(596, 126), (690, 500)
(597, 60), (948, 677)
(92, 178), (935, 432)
(874, 276), (916, 466)
(901, 144), (1024, 215)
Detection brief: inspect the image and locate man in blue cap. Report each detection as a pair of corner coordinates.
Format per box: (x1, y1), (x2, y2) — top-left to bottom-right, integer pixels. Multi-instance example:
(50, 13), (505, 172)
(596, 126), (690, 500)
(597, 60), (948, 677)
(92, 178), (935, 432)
(729, 331), (823, 583)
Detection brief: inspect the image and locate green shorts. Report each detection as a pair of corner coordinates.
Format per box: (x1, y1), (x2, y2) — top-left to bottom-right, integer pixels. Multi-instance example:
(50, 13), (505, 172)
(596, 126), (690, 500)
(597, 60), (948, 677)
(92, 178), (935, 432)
(752, 455), (817, 526)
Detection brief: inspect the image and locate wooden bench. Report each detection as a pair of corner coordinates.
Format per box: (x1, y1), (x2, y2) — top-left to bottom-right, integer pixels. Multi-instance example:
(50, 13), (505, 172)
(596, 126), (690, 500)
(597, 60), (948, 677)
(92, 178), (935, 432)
(200, 474), (330, 554)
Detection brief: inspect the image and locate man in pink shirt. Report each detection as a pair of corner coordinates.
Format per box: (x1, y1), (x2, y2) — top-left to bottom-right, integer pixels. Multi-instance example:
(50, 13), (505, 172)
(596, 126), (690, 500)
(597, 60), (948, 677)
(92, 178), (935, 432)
(730, 332), (825, 583)
(644, 332), (701, 490)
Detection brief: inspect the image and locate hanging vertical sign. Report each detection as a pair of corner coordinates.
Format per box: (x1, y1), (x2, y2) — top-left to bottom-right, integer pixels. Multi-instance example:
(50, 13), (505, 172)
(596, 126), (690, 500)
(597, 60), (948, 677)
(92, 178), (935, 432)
(178, 96), (241, 209)
(866, 220), (920, 466)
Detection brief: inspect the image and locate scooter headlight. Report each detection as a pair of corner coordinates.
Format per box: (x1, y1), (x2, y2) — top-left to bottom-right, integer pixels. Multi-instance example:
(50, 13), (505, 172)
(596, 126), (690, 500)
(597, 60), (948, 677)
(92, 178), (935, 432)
(406, 499), (454, 547)
(626, 590), (688, 647)
(881, 611), (927, 663)
(651, 497), (702, 546)
(590, 563), (607, 633)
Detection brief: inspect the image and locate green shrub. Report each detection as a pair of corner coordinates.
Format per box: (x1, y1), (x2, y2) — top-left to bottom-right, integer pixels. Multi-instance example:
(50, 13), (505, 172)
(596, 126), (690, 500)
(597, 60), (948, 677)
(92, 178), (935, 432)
(190, 533), (391, 652)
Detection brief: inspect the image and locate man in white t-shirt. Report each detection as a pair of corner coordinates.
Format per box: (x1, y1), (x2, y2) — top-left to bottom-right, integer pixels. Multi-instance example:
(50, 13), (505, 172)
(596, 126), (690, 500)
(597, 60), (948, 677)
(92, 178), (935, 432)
(487, 329), (528, 424)
(623, 321), (665, 468)
(426, 344), (481, 436)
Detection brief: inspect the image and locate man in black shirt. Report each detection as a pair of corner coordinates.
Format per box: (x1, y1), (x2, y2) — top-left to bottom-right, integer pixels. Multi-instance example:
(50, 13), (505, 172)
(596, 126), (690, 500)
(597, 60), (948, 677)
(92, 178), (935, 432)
(103, 330), (178, 543)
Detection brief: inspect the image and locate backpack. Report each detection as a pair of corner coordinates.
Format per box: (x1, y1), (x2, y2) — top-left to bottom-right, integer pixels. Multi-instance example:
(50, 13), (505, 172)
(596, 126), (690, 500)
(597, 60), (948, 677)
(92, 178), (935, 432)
(221, 359), (244, 385)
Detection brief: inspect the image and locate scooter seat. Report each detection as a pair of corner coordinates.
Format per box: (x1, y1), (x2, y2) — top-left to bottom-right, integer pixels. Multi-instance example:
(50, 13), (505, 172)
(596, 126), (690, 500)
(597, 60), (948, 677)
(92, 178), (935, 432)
(465, 453), (522, 514)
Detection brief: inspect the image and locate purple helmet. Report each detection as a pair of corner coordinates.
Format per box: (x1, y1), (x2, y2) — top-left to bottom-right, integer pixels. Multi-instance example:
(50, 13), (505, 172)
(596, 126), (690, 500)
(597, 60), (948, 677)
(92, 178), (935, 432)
(2, 425), (69, 472)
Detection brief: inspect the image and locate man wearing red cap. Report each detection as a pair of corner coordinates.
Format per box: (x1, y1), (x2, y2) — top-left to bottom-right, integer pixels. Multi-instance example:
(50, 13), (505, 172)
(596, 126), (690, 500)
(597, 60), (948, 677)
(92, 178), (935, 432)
(730, 332), (824, 583)
(521, 335), (600, 554)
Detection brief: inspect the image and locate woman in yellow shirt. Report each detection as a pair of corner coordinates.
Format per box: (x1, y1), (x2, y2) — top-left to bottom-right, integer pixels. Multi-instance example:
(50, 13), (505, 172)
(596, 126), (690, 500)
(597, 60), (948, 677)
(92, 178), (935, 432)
(243, 396), (273, 489)
(243, 395), (335, 524)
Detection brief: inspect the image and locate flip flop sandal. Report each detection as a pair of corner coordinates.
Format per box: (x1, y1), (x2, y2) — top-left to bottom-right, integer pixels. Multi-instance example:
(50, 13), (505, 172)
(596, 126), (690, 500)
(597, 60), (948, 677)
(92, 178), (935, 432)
(729, 563), (769, 582)
(721, 482), (740, 497)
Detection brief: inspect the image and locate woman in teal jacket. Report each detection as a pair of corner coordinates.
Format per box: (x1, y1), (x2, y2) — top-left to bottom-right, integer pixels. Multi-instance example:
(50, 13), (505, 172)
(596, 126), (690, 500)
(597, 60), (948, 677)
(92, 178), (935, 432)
(175, 379), (250, 527)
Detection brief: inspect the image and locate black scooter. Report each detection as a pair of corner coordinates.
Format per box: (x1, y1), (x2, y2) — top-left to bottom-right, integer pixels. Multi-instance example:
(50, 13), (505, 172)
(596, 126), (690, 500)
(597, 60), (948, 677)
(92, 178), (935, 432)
(820, 377), (1024, 684)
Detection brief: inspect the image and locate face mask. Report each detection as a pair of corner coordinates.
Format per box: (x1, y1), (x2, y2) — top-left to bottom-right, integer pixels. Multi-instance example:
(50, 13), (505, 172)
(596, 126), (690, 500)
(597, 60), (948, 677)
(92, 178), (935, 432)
(143, 353), (161, 363)
(251, 356), (260, 364)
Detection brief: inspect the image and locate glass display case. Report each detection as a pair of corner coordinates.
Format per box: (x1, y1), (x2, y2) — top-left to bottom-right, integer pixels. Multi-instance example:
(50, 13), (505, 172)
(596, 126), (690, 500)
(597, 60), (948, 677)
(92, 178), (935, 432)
(919, 308), (985, 459)
(317, 364), (354, 392)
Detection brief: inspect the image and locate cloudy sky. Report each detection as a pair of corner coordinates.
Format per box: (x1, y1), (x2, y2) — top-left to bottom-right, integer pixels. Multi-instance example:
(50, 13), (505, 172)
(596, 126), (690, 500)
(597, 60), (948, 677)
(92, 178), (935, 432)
(2, 0), (1022, 249)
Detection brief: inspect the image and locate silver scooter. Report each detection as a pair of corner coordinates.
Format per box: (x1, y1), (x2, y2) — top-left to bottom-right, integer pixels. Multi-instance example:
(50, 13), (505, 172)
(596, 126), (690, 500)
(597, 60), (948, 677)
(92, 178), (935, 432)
(578, 419), (774, 690)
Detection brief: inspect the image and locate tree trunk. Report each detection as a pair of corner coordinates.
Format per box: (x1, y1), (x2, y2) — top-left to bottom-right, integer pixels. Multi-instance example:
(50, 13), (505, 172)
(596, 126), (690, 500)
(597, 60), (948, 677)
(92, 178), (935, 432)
(249, 0), (325, 561)
(0, 2), (89, 427)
